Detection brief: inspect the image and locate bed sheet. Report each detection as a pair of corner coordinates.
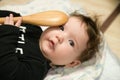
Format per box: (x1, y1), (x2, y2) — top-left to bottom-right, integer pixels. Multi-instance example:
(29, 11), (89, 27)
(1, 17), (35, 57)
(98, 40), (120, 80)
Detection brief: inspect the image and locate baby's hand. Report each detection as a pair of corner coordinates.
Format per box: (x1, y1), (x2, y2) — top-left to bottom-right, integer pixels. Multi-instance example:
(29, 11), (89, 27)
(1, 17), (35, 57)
(4, 14), (22, 27)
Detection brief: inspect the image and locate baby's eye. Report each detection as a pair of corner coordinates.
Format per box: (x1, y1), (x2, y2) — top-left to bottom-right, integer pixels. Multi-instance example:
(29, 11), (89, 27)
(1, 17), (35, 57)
(69, 40), (74, 47)
(59, 26), (64, 31)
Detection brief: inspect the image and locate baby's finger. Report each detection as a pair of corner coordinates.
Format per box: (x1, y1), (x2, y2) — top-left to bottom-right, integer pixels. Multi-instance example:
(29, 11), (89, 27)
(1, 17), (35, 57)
(15, 17), (22, 27)
(4, 16), (9, 24)
(9, 14), (14, 25)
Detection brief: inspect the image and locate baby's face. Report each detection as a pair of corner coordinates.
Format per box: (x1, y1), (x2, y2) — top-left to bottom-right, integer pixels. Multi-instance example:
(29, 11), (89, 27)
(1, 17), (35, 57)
(39, 17), (89, 65)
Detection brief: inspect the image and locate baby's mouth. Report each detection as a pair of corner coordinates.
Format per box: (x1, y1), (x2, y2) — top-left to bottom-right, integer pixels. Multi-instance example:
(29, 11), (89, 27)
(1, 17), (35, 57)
(49, 40), (55, 49)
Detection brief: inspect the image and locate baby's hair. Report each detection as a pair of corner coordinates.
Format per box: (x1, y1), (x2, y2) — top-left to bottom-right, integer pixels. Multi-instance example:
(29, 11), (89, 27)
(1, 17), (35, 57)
(70, 11), (101, 63)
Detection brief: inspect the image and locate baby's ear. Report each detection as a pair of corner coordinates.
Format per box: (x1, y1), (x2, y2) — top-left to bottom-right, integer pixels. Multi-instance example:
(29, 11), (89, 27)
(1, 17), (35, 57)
(65, 60), (81, 68)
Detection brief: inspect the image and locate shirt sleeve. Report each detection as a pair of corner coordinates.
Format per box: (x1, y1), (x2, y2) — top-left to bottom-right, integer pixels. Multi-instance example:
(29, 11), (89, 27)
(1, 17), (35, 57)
(0, 25), (20, 79)
(0, 25), (19, 53)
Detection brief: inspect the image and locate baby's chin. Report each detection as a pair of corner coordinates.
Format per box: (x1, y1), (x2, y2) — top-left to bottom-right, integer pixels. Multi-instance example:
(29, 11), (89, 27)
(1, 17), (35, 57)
(40, 43), (53, 58)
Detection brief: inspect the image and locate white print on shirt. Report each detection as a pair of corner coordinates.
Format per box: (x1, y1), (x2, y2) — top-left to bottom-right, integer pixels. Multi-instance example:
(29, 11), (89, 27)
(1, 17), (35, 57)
(18, 34), (25, 44)
(16, 48), (23, 54)
(15, 26), (26, 55)
(19, 26), (26, 33)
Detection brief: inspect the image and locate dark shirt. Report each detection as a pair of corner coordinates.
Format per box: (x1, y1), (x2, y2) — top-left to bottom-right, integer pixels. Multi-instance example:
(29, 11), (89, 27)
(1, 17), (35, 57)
(0, 10), (50, 80)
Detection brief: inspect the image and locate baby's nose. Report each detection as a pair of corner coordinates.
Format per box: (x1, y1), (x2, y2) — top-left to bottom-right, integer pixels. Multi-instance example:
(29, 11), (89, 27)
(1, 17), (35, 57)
(56, 35), (63, 43)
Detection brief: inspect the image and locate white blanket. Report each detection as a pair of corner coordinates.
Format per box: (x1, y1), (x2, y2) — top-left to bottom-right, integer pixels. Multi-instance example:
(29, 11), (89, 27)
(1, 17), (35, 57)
(99, 41), (120, 80)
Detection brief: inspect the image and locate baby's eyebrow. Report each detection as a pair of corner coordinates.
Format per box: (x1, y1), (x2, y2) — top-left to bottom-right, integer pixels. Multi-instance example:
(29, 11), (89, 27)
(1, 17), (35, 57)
(73, 35), (79, 49)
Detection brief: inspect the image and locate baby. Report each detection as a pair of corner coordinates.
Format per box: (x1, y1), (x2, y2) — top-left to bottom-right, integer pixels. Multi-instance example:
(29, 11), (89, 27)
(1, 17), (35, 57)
(40, 12), (101, 67)
(0, 10), (101, 80)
